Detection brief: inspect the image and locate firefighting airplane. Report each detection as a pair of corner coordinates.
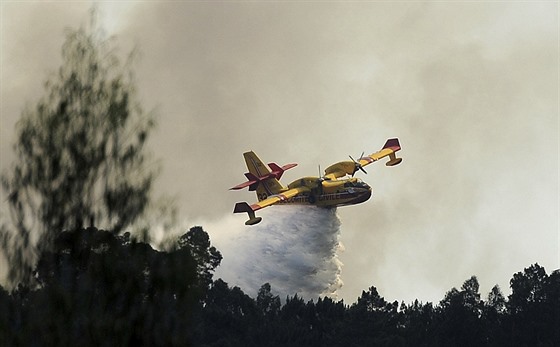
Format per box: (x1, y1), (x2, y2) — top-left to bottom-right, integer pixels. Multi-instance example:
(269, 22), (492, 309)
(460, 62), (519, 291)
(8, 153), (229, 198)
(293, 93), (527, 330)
(230, 138), (402, 225)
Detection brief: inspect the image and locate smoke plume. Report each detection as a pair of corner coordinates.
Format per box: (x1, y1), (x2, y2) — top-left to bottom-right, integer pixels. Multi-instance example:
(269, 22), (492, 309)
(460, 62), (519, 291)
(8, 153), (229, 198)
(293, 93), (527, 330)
(212, 205), (343, 300)
(2, 2), (557, 303)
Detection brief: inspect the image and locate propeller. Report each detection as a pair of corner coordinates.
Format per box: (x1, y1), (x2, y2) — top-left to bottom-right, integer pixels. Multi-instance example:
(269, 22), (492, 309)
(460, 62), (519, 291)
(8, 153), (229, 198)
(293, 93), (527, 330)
(318, 164), (326, 182)
(349, 152), (367, 176)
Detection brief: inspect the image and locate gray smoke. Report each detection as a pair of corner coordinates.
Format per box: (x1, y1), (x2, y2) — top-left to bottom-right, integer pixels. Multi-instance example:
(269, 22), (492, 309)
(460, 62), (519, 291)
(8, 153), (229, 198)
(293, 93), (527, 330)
(2, 2), (557, 303)
(209, 205), (343, 300)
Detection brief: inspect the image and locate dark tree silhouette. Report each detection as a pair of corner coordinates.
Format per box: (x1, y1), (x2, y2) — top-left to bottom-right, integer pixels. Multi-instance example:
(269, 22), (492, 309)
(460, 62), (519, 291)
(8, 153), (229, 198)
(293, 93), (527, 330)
(400, 299), (436, 346)
(436, 276), (484, 346)
(1, 10), (158, 285)
(482, 284), (507, 345)
(506, 263), (558, 346)
(0, 226), (223, 346)
(256, 282), (282, 318)
(191, 278), (258, 346)
(177, 226), (222, 291)
(345, 286), (403, 346)
(1, 236), (558, 347)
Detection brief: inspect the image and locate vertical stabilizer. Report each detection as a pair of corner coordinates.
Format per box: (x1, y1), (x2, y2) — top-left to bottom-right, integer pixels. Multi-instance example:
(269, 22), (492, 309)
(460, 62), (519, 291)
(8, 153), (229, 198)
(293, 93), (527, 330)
(243, 151), (286, 200)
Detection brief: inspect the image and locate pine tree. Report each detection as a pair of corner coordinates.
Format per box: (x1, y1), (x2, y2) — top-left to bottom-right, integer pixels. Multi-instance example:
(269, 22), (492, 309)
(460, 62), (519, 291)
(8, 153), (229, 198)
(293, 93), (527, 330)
(2, 10), (157, 285)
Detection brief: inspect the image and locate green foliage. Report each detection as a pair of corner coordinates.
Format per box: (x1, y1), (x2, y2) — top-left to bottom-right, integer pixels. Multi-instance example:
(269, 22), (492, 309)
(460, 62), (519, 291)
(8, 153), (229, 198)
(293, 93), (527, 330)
(256, 283), (281, 318)
(506, 263), (559, 346)
(191, 279), (258, 346)
(0, 226), (225, 346)
(0, 232), (558, 347)
(188, 263), (559, 347)
(436, 276), (484, 346)
(178, 226), (222, 290)
(399, 300), (436, 346)
(1, 11), (157, 285)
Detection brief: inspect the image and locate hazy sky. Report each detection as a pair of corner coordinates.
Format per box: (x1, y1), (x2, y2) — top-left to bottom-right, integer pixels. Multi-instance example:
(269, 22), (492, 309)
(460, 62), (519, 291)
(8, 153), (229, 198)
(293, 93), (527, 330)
(1, 1), (558, 303)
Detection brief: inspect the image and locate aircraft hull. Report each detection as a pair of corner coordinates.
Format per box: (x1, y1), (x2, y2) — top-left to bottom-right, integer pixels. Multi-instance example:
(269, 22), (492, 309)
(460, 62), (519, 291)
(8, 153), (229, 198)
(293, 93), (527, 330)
(276, 188), (372, 208)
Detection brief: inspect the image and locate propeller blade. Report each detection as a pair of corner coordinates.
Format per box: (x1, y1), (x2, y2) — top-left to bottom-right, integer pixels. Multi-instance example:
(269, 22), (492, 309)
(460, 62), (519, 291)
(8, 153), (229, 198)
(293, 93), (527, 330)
(349, 153), (367, 176)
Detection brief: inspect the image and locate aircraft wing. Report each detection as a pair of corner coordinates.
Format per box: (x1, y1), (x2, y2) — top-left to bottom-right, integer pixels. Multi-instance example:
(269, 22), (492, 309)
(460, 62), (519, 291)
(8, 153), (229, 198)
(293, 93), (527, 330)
(359, 138), (402, 167)
(252, 186), (310, 210)
(324, 138), (402, 179)
(234, 186), (310, 225)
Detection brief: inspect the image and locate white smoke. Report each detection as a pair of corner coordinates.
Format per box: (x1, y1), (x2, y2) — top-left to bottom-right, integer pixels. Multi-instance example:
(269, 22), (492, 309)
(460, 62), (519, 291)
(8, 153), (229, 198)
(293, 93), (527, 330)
(210, 205), (344, 300)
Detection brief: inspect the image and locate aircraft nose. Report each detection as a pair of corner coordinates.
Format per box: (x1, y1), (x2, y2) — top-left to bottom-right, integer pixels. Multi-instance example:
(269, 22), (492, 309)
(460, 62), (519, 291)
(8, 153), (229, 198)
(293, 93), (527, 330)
(350, 187), (372, 205)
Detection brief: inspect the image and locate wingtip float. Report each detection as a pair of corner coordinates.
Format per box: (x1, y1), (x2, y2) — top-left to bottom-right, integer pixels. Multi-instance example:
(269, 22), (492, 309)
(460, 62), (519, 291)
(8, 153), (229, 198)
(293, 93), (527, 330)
(231, 138), (402, 225)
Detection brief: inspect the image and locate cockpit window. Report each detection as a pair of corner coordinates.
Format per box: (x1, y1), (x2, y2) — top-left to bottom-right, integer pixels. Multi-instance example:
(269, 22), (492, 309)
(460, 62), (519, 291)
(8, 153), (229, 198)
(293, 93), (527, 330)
(344, 178), (368, 188)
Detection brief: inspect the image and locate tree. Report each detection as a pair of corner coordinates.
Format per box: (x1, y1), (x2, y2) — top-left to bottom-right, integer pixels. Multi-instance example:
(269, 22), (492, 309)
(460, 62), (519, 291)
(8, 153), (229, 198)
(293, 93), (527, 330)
(4, 226), (203, 346)
(460, 276), (483, 315)
(545, 270), (560, 345)
(508, 263), (548, 314)
(482, 285), (506, 345)
(346, 286), (403, 346)
(191, 279), (258, 346)
(0, 284), (13, 346)
(507, 263), (555, 346)
(354, 286), (387, 313)
(1, 10), (157, 284)
(256, 283), (281, 319)
(437, 276), (484, 346)
(400, 300), (436, 346)
(177, 226), (222, 292)
(485, 285), (506, 314)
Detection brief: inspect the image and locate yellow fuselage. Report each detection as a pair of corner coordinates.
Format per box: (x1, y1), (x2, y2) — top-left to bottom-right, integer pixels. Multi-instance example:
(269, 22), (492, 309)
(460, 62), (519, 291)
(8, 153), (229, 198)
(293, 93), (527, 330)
(279, 177), (372, 207)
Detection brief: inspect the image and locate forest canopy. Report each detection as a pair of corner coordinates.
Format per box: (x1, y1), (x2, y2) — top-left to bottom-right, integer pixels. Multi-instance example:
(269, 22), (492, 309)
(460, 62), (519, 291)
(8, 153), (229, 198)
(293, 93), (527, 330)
(0, 226), (558, 347)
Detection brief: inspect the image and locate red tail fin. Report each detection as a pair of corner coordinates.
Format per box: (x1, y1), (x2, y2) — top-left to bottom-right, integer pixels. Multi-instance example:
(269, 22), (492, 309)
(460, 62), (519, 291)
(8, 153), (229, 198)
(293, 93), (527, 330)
(383, 138), (401, 152)
(383, 138), (402, 166)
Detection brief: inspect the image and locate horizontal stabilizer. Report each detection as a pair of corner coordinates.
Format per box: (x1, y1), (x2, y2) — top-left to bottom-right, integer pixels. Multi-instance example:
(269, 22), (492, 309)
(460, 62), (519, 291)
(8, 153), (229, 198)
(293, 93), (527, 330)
(230, 161), (296, 191)
(230, 172), (260, 190)
(230, 180), (258, 190)
(268, 162), (297, 180)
